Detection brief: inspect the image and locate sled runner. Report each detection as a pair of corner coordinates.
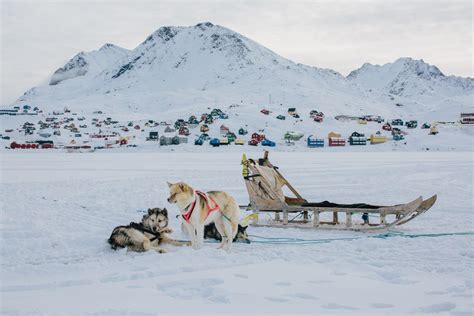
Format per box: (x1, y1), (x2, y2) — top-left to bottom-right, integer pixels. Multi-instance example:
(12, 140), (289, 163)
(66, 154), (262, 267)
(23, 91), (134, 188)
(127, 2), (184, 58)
(240, 151), (436, 231)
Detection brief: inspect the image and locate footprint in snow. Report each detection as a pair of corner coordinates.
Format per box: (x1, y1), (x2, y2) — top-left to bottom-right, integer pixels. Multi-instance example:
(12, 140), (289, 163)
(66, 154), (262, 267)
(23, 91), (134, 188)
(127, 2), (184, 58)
(233, 273), (248, 279)
(209, 295), (230, 304)
(180, 266), (196, 272)
(58, 279), (94, 287)
(131, 266), (149, 272)
(416, 302), (455, 313)
(275, 281), (291, 286)
(157, 278), (227, 303)
(426, 290), (445, 295)
(322, 303), (358, 310)
(332, 271), (347, 276)
(264, 296), (290, 303)
(445, 285), (466, 294)
(370, 303), (394, 309)
(285, 293), (318, 300)
(374, 270), (417, 285)
(307, 279), (333, 284)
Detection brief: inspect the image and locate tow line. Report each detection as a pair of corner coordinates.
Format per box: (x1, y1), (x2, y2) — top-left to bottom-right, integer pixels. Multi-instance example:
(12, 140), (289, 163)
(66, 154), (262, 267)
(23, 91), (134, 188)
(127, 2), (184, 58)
(247, 231), (474, 245)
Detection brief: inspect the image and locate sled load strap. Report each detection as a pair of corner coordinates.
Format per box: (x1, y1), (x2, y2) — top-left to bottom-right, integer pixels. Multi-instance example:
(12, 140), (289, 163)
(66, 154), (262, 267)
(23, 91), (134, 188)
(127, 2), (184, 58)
(301, 201), (381, 209)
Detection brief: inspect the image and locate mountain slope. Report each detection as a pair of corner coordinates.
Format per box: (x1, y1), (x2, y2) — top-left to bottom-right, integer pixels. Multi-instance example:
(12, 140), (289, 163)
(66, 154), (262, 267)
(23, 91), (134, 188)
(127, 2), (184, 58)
(49, 43), (130, 85)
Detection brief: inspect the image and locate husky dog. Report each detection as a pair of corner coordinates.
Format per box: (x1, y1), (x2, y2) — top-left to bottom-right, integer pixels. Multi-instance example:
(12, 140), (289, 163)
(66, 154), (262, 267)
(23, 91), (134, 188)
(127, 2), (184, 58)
(167, 182), (240, 250)
(108, 208), (189, 253)
(204, 223), (250, 243)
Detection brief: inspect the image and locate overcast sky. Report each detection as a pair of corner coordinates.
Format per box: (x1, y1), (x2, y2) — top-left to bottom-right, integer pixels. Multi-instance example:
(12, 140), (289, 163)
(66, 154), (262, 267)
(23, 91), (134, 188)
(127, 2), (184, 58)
(1, 0), (472, 104)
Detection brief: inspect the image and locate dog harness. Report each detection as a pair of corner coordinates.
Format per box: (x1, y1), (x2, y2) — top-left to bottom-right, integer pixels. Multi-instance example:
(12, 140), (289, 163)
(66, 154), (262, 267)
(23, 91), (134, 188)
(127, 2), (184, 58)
(182, 191), (221, 224)
(129, 222), (161, 242)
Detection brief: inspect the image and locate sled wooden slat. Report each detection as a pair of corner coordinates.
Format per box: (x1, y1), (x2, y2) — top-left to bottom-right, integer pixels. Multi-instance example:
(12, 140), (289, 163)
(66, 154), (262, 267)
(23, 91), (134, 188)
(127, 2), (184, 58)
(240, 205), (419, 215)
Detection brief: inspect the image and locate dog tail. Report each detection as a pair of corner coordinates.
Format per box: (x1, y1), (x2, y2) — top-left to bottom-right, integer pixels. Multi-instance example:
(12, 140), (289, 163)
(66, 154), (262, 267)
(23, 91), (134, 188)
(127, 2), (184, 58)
(108, 227), (128, 250)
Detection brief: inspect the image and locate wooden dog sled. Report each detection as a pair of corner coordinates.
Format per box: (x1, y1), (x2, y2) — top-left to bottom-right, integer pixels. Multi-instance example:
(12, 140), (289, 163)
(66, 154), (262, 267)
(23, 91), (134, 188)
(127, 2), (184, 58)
(240, 151), (437, 231)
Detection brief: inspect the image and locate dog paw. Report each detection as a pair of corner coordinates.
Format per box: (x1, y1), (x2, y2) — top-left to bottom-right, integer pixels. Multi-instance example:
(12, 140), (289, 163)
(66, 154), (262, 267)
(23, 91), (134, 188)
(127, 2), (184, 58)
(160, 227), (173, 234)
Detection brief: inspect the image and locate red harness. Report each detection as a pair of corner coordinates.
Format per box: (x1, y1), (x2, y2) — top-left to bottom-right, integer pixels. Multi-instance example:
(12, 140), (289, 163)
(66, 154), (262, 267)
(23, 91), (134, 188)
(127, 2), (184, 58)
(182, 191), (220, 223)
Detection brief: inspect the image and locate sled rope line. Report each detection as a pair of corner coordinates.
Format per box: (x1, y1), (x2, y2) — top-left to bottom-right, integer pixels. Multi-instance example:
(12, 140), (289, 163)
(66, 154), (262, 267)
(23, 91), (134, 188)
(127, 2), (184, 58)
(177, 231), (474, 246)
(222, 212), (233, 223)
(247, 231), (474, 245)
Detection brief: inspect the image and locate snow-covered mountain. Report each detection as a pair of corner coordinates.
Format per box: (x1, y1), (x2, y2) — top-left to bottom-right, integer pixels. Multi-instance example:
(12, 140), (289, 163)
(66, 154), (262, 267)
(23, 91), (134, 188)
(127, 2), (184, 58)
(14, 22), (473, 120)
(348, 57), (472, 96)
(49, 44), (130, 85)
(347, 57), (473, 118)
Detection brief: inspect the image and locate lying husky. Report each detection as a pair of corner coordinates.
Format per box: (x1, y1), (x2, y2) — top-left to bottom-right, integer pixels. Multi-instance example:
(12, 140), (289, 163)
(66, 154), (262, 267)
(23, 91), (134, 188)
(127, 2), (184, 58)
(204, 223), (250, 243)
(108, 208), (189, 253)
(167, 182), (240, 250)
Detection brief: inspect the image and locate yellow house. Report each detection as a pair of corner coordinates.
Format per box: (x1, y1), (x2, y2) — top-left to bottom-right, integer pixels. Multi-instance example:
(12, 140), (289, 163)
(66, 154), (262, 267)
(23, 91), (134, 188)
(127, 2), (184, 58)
(369, 134), (387, 144)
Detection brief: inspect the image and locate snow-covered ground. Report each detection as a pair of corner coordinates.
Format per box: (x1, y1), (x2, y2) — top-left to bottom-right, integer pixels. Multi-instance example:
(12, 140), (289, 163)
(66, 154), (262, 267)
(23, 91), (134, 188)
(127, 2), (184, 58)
(0, 151), (473, 315)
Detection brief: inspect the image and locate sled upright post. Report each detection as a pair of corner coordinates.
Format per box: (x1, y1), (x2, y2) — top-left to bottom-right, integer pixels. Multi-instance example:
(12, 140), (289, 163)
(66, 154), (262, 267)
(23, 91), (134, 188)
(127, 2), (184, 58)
(260, 151), (305, 201)
(239, 152), (437, 231)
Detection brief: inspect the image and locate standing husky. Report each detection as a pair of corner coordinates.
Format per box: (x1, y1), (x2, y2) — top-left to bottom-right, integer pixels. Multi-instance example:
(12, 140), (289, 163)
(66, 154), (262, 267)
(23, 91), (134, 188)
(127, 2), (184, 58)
(108, 208), (189, 253)
(167, 182), (240, 250)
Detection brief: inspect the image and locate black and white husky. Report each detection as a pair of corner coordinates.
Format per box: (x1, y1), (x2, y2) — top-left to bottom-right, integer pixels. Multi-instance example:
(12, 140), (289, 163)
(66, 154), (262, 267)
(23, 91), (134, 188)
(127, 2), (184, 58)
(108, 208), (190, 253)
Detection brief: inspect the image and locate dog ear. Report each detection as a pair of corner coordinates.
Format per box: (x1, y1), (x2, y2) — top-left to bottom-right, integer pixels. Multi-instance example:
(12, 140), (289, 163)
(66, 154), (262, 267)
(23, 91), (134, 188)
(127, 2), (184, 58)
(162, 208), (168, 216)
(148, 208), (153, 215)
(167, 181), (173, 188)
(178, 182), (185, 190)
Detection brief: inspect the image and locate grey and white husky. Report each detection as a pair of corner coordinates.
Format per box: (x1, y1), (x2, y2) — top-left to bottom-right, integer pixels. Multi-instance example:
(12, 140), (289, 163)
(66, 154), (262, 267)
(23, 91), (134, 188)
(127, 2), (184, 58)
(108, 208), (190, 253)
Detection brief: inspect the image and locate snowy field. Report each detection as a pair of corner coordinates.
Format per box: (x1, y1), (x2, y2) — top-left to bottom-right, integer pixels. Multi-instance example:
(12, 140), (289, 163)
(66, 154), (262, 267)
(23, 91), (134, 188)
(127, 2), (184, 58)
(0, 151), (473, 315)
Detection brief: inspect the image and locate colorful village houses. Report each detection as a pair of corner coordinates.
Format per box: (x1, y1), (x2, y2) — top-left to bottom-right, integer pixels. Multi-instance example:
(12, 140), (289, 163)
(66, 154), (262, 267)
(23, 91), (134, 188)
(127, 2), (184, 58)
(328, 132), (346, 146)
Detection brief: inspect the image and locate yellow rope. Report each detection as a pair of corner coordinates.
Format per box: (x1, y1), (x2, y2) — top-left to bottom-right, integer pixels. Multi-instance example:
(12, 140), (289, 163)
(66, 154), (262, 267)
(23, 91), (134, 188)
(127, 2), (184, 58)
(240, 213), (258, 226)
